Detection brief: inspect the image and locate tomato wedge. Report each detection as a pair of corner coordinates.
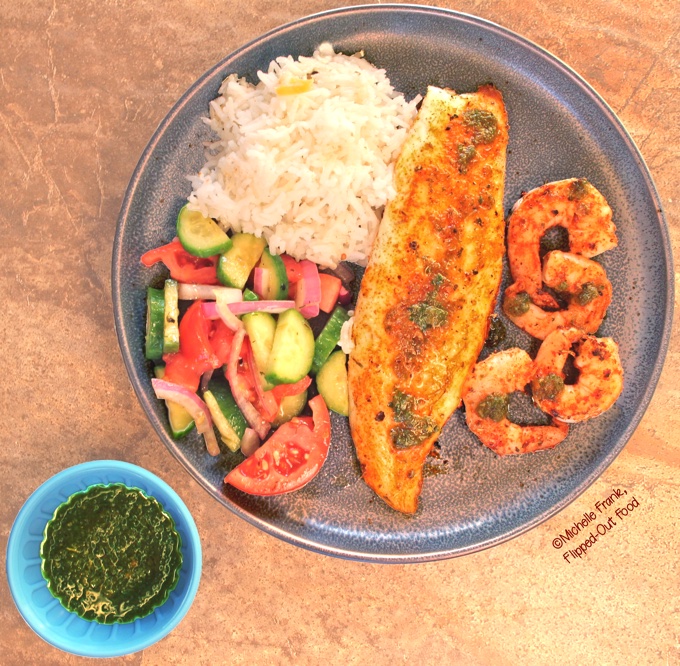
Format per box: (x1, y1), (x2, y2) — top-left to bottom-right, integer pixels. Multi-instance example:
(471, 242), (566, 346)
(224, 395), (331, 495)
(141, 239), (220, 284)
(209, 318), (234, 366)
(179, 301), (221, 374)
(162, 352), (202, 392)
(280, 253), (305, 284)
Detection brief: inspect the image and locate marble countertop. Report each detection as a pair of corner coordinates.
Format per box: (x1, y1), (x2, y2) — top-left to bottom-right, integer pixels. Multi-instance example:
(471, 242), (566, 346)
(2, 1), (678, 664)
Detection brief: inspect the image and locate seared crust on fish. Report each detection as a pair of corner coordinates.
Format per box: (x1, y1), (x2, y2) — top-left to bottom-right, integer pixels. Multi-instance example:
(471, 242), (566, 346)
(348, 85), (509, 514)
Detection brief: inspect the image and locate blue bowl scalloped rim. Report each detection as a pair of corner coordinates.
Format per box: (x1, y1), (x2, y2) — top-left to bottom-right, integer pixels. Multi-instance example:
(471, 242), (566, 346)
(112, 5), (674, 562)
(6, 460), (202, 658)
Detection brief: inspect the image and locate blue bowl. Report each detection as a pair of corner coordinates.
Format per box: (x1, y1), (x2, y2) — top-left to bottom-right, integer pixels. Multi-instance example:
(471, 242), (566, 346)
(6, 461), (202, 658)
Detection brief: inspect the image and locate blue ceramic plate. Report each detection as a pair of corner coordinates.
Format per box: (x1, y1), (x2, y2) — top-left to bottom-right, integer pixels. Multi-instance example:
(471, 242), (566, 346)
(6, 461), (202, 657)
(112, 6), (673, 562)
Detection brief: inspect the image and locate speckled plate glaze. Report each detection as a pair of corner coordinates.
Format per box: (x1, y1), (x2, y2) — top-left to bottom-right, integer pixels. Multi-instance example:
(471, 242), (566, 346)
(6, 461), (202, 657)
(112, 5), (673, 562)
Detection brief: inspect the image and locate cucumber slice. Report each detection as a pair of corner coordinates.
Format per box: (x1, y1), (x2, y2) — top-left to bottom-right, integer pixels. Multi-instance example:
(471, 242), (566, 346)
(145, 287), (165, 360)
(316, 350), (349, 416)
(206, 377), (247, 445)
(163, 279), (180, 354)
(203, 390), (240, 452)
(257, 248), (289, 300)
(242, 312), (276, 373)
(154, 366), (195, 438)
(177, 205), (232, 258)
(264, 309), (315, 385)
(243, 288), (259, 302)
(311, 306), (349, 374)
(272, 390), (308, 427)
(217, 233), (267, 289)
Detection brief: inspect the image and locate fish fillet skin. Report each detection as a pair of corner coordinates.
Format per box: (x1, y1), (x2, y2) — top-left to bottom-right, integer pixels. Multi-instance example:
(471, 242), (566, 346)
(348, 85), (509, 514)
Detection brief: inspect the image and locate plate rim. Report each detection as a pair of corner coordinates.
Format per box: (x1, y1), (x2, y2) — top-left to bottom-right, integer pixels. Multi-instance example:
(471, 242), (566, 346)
(6, 460), (203, 657)
(112, 3), (674, 563)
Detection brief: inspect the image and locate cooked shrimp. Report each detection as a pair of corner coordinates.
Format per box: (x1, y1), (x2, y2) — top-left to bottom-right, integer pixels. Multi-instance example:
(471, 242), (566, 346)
(532, 327), (624, 422)
(462, 348), (569, 456)
(507, 178), (617, 309)
(503, 250), (612, 340)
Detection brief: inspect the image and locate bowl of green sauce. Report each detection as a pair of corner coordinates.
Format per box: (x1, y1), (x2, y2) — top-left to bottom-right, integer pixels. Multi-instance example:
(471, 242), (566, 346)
(6, 461), (202, 657)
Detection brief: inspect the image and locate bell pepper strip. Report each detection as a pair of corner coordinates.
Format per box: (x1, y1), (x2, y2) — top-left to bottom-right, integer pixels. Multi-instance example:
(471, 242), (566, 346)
(318, 273), (342, 313)
(151, 378), (220, 456)
(224, 395), (331, 495)
(271, 375), (312, 402)
(141, 239), (220, 284)
(226, 327), (271, 440)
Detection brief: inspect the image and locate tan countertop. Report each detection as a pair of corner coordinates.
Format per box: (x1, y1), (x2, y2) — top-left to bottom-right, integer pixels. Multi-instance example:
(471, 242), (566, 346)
(2, 1), (678, 664)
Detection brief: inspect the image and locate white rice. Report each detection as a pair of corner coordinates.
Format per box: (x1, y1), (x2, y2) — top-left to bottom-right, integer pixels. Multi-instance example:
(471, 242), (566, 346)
(187, 43), (419, 268)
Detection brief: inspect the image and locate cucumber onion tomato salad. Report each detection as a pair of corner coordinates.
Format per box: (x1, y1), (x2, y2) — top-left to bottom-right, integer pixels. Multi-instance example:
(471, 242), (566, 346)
(141, 205), (353, 496)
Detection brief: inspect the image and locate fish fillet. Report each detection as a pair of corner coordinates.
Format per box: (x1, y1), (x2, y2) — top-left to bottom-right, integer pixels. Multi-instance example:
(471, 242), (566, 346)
(348, 85), (509, 514)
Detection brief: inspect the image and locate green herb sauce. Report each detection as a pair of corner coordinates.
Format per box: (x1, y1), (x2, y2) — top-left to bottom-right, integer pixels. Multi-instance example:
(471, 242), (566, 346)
(40, 484), (183, 624)
(409, 301), (448, 331)
(389, 389), (439, 449)
(533, 373), (565, 402)
(476, 393), (509, 422)
(408, 273), (448, 332)
(457, 143), (477, 174)
(463, 109), (499, 144)
(576, 282), (602, 305)
(505, 291), (531, 316)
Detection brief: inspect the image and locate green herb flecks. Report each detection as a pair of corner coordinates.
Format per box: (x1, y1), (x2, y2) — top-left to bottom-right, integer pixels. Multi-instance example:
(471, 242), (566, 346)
(389, 389), (439, 450)
(484, 316), (507, 348)
(457, 143), (477, 174)
(568, 178), (590, 201)
(409, 301), (448, 331)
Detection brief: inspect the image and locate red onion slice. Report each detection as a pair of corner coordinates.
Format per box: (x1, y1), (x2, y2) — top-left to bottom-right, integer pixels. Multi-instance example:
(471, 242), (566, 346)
(229, 300), (296, 316)
(295, 260), (321, 318)
(214, 292), (245, 332)
(151, 378), (220, 456)
(177, 283), (243, 302)
(239, 428), (261, 457)
(203, 300), (296, 319)
(226, 328), (271, 440)
(200, 369), (214, 392)
(252, 267), (269, 300)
